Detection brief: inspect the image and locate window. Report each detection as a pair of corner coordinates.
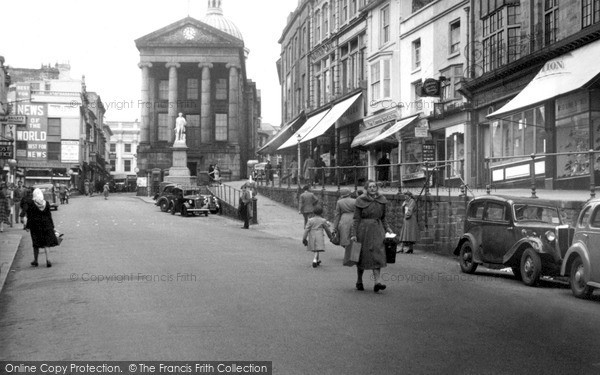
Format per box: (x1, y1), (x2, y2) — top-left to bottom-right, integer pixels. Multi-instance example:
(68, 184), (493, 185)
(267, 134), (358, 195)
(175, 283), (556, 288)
(413, 80), (423, 102)
(216, 79), (227, 100)
(45, 82), (51, 91)
(381, 6), (390, 45)
(158, 113), (169, 141)
(579, 206), (592, 227)
(482, 5), (521, 73)
(110, 143), (116, 153)
(187, 78), (198, 100)
(323, 3), (329, 37)
(468, 202), (485, 219)
(370, 63), (381, 102)
(412, 39), (421, 70)
(158, 80), (169, 100)
(124, 160), (131, 172)
(440, 64), (464, 101)
(350, 0), (357, 16)
(449, 20), (460, 55)
(124, 144), (131, 153)
(47, 118), (61, 136)
(590, 207), (600, 228)
(110, 159), (116, 171)
(340, 0), (348, 23)
(446, 125), (465, 178)
(302, 26), (307, 54)
(47, 142), (60, 161)
(412, 0), (434, 13)
(315, 9), (321, 41)
(485, 203), (506, 221)
(215, 113), (228, 141)
(544, 0), (559, 45)
(583, 0), (600, 28)
(490, 105), (545, 159)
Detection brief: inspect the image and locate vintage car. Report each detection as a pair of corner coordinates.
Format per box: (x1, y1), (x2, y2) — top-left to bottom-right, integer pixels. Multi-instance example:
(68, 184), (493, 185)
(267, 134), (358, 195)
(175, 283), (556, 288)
(454, 195), (574, 286)
(560, 197), (600, 298)
(154, 183), (180, 212)
(32, 183), (59, 210)
(170, 188), (220, 217)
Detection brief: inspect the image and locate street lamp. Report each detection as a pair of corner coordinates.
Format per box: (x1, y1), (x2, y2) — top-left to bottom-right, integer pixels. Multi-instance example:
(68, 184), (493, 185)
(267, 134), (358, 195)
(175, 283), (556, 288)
(297, 133), (302, 187)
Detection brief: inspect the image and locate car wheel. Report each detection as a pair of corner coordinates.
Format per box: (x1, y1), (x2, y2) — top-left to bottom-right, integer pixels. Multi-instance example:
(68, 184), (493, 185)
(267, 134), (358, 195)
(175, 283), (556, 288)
(204, 212), (209, 217)
(459, 241), (478, 274)
(160, 200), (169, 212)
(511, 266), (522, 281)
(520, 248), (542, 286)
(181, 206), (188, 217)
(570, 257), (593, 299)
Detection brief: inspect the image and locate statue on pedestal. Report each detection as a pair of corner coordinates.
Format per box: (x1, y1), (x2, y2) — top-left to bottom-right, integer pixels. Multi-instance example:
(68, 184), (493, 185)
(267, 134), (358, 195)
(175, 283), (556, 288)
(174, 112), (187, 144)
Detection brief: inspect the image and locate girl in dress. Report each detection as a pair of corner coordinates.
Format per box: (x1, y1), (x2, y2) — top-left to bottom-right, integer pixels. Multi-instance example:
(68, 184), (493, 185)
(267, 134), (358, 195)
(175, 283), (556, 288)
(303, 206), (333, 268)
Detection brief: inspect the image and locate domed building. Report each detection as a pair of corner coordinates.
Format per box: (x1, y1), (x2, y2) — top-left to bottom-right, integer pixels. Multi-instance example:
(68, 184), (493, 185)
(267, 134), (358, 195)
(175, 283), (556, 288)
(135, 0), (260, 190)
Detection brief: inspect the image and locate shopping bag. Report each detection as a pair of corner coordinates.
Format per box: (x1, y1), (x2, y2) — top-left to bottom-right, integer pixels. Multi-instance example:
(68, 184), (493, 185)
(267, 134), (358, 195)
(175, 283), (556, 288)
(330, 230), (340, 245)
(343, 241), (361, 267)
(55, 230), (64, 246)
(384, 238), (397, 264)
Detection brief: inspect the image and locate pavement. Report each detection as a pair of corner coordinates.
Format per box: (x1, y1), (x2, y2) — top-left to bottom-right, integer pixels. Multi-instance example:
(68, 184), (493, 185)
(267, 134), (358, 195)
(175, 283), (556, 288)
(0, 181), (592, 294)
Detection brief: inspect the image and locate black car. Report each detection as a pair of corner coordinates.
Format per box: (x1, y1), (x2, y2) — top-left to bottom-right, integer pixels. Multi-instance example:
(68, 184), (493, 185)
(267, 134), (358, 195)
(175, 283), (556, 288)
(454, 195), (574, 286)
(170, 188), (220, 217)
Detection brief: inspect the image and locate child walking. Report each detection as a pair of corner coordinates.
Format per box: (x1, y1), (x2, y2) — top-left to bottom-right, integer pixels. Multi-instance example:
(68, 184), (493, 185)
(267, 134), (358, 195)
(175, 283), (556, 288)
(302, 206), (333, 268)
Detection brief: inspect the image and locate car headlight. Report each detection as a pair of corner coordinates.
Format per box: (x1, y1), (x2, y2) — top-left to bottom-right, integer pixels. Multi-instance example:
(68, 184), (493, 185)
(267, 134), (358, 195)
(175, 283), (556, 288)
(188, 200), (193, 205)
(545, 231), (556, 242)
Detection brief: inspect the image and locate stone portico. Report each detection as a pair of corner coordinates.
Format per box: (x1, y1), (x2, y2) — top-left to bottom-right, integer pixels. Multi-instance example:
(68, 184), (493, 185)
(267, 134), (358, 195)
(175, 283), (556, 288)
(134, 4), (259, 187)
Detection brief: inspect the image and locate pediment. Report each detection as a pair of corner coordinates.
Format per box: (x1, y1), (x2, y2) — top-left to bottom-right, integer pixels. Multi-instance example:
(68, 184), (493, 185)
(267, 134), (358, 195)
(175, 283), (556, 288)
(135, 17), (243, 49)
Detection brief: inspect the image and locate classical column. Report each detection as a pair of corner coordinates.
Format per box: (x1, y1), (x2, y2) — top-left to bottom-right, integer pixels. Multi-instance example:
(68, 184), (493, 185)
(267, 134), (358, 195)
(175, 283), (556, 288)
(166, 62), (180, 144)
(199, 63), (213, 143)
(138, 62), (152, 144)
(227, 63), (240, 143)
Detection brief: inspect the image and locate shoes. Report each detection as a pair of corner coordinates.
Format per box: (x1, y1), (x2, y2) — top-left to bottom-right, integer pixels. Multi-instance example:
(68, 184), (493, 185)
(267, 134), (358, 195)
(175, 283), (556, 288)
(374, 283), (387, 293)
(46, 261), (52, 268)
(312, 261), (318, 268)
(405, 249), (413, 254)
(317, 260), (321, 266)
(241, 226), (249, 229)
(356, 283), (364, 291)
(31, 261), (38, 267)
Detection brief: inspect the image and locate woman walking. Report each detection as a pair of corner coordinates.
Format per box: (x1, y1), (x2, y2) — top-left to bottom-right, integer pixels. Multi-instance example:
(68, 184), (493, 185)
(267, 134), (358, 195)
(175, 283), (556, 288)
(303, 206), (333, 268)
(332, 188), (355, 252)
(399, 191), (419, 254)
(103, 183), (110, 200)
(350, 180), (394, 292)
(25, 188), (59, 267)
(0, 183), (10, 232)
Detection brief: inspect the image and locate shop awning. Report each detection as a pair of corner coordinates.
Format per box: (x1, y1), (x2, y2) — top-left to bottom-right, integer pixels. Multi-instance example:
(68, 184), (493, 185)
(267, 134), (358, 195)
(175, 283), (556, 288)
(365, 115), (420, 146)
(278, 109), (330, 150)
(351, 123), (392, 148)
(257, 114), (305, 155)
(488, 39), (600, 118)
(301, 93), (362, 143)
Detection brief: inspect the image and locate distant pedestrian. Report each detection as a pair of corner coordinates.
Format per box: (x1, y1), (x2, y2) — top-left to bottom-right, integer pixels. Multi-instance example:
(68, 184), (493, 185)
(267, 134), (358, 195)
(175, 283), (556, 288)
(103, 183), (110, 200)
(25, 188), (59, 267)
(288, 157), (298, 185)
(398, 191), (419, 254)
(350, 180), (394, 292)
(265, 159), (273, 184)
(12, 180), (26, 224)
(299, 184), (319, 227)
(332, 188), (355, 249)
(239, 183), (252, 229)
(377, 153), (391, 186)
(84, 179), (90, 197)
(303, 154), (315, 186)
(0, 183), (10, 232)
(303, 206), (333, 268)
(213, 164), (222, 185)
(59, 184), (68, 204)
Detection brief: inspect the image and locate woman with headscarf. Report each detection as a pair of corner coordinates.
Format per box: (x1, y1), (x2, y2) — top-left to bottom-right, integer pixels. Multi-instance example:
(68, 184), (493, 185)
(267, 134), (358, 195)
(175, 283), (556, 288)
(350, 180), (394, 293)
(332, 188), (355, 250)
(24, 188), (59, 267)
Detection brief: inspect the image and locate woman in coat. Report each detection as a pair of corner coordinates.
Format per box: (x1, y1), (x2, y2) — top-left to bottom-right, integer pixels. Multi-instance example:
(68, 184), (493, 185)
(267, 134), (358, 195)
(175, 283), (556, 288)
(332, 188), (355, 250)
(0, 184), (10, 232)
(399, 191), (419, 254)
(350, 180), (393, 293)
(25, 188), (59, 267)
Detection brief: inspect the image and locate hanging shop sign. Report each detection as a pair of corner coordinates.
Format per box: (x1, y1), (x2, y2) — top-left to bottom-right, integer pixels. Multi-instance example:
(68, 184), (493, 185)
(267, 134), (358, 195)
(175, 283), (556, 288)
(0, 140), (13, 159)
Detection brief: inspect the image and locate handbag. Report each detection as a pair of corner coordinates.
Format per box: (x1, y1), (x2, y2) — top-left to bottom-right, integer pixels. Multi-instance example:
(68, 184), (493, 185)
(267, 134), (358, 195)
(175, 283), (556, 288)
(343, 240), (361, 267)
(330, 230), (340, 245)
(384, 238), (397, 264)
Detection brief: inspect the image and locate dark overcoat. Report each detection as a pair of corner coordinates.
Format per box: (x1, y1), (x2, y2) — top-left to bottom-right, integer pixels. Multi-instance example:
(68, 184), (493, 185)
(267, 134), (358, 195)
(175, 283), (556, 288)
(24, 202), (58, 248)
(399, 198), (419, 243)
(351, 193), (391, 270)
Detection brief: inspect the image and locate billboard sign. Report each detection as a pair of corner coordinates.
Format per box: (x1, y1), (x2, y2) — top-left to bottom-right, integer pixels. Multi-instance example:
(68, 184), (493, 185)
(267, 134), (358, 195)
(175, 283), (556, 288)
(16, 103), (47, 159)
(61, 140), (80, 162)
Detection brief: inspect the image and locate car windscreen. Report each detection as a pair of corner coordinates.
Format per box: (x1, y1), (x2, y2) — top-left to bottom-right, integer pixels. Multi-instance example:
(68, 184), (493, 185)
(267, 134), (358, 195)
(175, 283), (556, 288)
(514, 204), (561, 224)
(183, 190), (199, 196)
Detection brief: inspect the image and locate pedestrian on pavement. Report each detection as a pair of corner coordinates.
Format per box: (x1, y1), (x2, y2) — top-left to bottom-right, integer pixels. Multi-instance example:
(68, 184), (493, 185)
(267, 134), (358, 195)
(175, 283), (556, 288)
(350, 180), (394, 293)
(0, 183), (10, 233)
(246, 176), (258, 198)
(239, 183), (252, 229)
(265, 159), (272, 185)
(59, 184), (68, 204)
(19, 187), (34, 225)
(84, 179), (90, 197)
(398, 191), (419, 254)
(377, 153), (391, 186)
(12, 180), (26, 224)
(25, 188), (59, 267)
(303, 154), (315, 186)
(103, 183), (110, 200)
(303, 205), (333, 268)
(299, 184), (319, 227)
(332, 188), (355, 251)
(213, 164), (222, 185)
(288, 157), (298, 185)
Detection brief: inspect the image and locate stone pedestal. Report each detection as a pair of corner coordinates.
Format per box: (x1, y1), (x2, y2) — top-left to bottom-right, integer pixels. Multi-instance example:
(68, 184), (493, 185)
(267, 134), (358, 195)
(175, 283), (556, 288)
(165, 141), (195, 185)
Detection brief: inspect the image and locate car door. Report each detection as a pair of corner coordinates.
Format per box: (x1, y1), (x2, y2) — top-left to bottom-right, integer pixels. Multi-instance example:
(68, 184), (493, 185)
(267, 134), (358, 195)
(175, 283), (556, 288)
(586, 204), (600, 283)
(481, 201), (514, 264)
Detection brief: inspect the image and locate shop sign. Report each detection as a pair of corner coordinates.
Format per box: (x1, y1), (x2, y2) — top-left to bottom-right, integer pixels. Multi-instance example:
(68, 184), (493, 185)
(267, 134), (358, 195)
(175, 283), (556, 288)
(363, 108), (398, 128)
(0, 141), (13, 159)
(0, 115), (26, 125)
(421, 78), (441, 97)
(414, 119), (429, 138)
(422, 143), (436, 162)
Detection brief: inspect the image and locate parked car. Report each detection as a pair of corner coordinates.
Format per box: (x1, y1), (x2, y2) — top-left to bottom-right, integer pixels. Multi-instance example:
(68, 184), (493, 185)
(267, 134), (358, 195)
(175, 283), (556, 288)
(32, 183), (59, 211)
(170, 187), (220, 217)
(154, 183), (179, 212)
(560, 197), (600, 298)
(454, 195), (574, 286)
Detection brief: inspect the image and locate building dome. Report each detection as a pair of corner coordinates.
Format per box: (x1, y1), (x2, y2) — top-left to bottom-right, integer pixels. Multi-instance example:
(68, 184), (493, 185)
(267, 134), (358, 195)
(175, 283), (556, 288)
(201, 0), (243, 41)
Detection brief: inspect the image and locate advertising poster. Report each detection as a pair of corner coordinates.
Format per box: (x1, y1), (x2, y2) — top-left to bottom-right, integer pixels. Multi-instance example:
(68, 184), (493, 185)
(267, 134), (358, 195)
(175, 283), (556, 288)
(16, 103), (47, 159)
(61, 140), (80, 162)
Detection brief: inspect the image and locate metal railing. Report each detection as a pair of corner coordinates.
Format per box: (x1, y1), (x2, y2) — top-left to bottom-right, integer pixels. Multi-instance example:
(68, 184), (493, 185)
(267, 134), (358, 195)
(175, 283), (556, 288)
(209, 184), (241, 208)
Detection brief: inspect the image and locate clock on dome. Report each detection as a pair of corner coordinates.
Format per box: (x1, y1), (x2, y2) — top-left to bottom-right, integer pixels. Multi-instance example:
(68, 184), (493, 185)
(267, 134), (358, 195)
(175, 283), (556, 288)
(182, 26), (196, 40)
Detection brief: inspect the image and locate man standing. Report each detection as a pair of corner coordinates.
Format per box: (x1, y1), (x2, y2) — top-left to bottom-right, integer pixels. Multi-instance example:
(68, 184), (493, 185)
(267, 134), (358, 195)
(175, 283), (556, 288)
(13, 180), (26, 224)
(299, 184), (320, 227)
(239, 183), (252, 229)
(377, 153), (391, 186)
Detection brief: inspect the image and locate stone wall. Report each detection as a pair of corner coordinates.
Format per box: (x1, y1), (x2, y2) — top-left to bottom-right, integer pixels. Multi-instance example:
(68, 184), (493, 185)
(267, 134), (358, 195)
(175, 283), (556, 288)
(257, 186), (585, 257)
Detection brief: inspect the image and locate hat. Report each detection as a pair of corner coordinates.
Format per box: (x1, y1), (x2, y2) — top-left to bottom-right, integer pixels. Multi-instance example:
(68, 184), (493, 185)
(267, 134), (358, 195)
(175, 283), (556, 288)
(339, 188), (352, 198)
(403, 191), (413, 197)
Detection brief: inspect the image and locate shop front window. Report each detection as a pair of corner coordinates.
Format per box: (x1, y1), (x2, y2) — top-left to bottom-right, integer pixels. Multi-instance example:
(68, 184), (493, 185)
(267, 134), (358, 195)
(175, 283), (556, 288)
(402, 141), (424, 181)
(446, 124), (464, 178)
(490, 105), (545, 162)
(556, 92), (592, 178)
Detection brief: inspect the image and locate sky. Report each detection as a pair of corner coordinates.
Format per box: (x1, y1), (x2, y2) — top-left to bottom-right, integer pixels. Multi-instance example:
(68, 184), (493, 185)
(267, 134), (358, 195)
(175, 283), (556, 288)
(1, 0), (298, 126)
